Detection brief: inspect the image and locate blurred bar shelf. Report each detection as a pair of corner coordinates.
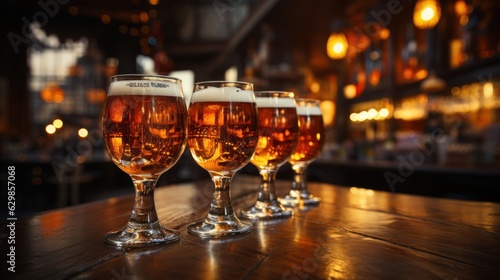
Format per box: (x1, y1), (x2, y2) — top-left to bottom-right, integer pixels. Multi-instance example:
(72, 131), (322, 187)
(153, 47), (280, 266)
(308, 159), (500, 202)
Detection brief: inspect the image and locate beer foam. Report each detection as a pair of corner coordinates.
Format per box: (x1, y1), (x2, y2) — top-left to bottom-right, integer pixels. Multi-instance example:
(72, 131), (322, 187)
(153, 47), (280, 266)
(109, 80), (182, 96)
(256, 97), (296, 108)
(296, 106), (322, 116)
(190, 87), (254, 103)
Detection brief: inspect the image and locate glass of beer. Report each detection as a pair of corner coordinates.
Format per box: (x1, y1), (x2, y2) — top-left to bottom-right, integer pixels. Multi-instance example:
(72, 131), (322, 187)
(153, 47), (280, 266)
(101, 74), (188, 247)
(240, 91), (298, 220)
(187, 81), (258, 238)
(280, 98), (325, 207)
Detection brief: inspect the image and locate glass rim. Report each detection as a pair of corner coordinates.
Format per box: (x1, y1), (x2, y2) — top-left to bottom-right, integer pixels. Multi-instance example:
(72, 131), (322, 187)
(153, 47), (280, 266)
(254, 91), (295, 98)
(295, 98), (321, 105)
(111, 74), (182, 83)
(194, 80), (253, 89)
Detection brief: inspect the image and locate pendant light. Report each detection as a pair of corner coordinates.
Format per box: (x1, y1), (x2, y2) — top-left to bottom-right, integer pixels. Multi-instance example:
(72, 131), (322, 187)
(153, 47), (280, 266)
(413, 0), (441, 29)
(327, 32), (348, 60)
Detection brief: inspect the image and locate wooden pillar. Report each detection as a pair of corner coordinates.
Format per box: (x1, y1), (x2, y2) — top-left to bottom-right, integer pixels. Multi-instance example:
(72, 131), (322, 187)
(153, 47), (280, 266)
(1, 9), (30, 139)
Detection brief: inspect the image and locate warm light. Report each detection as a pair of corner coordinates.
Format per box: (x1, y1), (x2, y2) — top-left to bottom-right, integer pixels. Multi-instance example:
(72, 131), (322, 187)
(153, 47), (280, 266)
(53, 119), (63, 129)
(45, 124), (56, 134)
(451, 86), (460, 95)
(369, 51), (380, 61)
(459, 15), (469, 26)
(379, 108), (389, 118)
(310, 82), (320, 93)
(414, 69), (428, 80)
(394, 94), (428, 120)
(421, 7), (435, 21)
(320, 100), (335, 126)
(101, 14), (111, 24)
(344, 84), (357, 99)
(403, 67), (413, 80)
(78, 128), (88, 138)
(87, 88), (107, 103)
(420, 73), (446, 92)
(350, 113), (359, 122)
(450, 39), (463, 68)
(454, 0), (468, 16)
(484, 82), (494, 98)
(379, 28), (390, 40)
(367, 108), (377, 120)
(225, 66), (238, 81)
(149, 0), (159, 5)
(369, 69), (381, 86)
(40, 82), (65, 103)
(327, 32), (348, 60)
(413, 0), (441, 29)
(140, 11), (149, 22)
(350, 187), (374, 196)
(358, 111), (368, 122)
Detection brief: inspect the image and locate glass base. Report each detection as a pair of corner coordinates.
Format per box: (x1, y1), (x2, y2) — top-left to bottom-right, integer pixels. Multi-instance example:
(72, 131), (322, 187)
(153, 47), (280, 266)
(240, 201), (293, 220)
(188, 213), (252, 238)
(279, 192), (321, 207)
(104, 221), (180, 247)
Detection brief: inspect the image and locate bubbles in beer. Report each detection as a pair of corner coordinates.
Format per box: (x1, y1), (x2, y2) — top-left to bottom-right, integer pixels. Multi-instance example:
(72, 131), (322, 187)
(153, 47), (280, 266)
(103, 94), (187, 175)
(188, 101), (258, 173)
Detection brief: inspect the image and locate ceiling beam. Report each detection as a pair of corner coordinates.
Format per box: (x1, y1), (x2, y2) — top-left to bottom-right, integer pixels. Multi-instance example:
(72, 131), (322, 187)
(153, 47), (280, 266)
(202, 0), (281, 78)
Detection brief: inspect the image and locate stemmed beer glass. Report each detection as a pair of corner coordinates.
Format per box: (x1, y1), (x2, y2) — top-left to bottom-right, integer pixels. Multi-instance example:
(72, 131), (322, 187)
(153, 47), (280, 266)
(241, 91), (298, 219)
(280, 98), (325, 207)
(102, 74), (188, 247)
(187, 81), (258, 238)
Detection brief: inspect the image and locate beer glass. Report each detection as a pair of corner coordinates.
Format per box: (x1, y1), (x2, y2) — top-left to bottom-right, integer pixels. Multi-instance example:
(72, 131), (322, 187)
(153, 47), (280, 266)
(102, 75), (187, 247)
(241, 91), (298, 220)
(187, 81), (258, 237)
(280, 98), (325, 206)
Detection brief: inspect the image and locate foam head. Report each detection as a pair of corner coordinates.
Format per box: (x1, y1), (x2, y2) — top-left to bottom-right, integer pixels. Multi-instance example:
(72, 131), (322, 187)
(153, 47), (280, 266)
(190, 86), (255, 103)
(296, 104), (322, 116)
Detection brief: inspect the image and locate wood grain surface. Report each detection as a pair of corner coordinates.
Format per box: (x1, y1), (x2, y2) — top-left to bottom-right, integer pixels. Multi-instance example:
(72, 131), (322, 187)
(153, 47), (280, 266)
(2, 175), (500, 279)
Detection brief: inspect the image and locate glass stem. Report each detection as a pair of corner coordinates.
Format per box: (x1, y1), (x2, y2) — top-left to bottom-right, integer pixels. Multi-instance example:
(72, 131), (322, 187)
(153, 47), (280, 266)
(258, 169), (277, 202)
(130, 176), (159, 225)
(291, 163), (310, 198)
(208, 174), (233, 216)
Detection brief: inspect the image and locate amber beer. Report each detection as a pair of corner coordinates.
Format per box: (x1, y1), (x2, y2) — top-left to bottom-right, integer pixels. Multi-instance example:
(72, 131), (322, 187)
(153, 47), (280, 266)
(251, 99), (298, 169)
(188, 99), (258, 173)
(289, 105), (325, 164)
(102, 83), (187, 175)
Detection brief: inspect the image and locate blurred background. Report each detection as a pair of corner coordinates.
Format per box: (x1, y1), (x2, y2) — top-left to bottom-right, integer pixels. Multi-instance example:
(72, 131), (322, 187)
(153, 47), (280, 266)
(1, 0), (499, 216)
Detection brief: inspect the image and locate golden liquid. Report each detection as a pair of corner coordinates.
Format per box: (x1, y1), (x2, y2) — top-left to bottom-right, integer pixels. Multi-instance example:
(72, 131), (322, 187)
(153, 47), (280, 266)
(289, 115), (325, 164)
(188, 101), (258, 173)
(251, 107), (298, 169)
(102, 95), (187, 175)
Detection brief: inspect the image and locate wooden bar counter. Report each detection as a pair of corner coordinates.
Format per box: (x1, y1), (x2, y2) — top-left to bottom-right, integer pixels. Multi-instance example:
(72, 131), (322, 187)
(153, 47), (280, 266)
(3, 175), (500, 279)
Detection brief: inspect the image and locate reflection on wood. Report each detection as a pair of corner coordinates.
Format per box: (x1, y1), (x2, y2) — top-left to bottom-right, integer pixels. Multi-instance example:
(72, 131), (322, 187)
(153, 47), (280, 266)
(4, 176), (500, 279)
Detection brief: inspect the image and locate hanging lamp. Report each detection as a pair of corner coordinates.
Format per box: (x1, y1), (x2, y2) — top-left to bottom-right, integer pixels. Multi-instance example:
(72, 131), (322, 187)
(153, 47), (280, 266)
(413, 0), (441, 29)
